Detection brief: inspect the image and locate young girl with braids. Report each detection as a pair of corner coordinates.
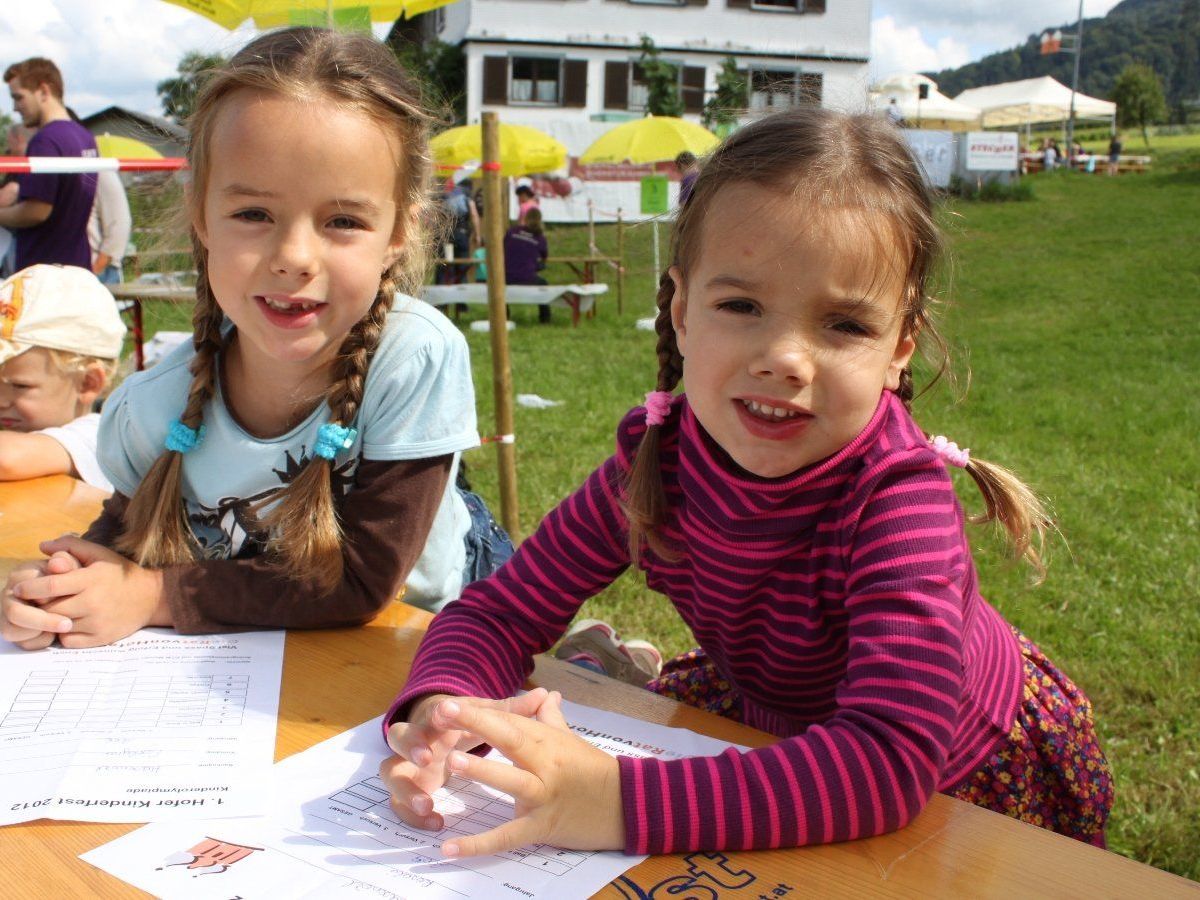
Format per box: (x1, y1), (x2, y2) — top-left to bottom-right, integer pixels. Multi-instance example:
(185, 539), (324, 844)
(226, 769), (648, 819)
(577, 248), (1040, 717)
(1, 28), (511, 650)
(378, 108), (1113, 857)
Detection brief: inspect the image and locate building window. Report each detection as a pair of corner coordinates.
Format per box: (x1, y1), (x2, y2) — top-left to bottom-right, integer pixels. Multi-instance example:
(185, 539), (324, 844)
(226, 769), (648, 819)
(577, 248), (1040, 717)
(750, 0), (799, 9)
(748, 69), (822, 110)
(510, 57), (561, 104)
(604, 61), (706, 114)
(628, 63), (649, 113)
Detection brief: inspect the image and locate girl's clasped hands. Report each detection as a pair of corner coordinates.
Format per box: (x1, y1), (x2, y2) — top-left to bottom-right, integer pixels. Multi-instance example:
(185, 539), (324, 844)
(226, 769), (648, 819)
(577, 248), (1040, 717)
(2, 535), (167, 651)
(380, 687), (625, 857)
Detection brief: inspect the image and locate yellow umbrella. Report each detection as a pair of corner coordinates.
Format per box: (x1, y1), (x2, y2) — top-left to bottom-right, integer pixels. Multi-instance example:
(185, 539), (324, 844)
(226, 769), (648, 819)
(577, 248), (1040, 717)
(95, 133), (164, 160)
(158, 0), (454, 30)
(431, 123), (566, 178)
(579, 115), (718, 165)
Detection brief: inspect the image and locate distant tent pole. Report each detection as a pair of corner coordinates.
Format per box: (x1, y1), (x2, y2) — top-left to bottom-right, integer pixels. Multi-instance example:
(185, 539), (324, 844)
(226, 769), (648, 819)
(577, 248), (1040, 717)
(481, 112), (520, 540)
(1066, 0), (1084, 154)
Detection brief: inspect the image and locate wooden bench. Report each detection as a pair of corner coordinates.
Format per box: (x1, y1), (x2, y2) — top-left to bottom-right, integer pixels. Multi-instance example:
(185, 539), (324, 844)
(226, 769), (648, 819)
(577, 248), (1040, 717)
(421, 283), (608, 327)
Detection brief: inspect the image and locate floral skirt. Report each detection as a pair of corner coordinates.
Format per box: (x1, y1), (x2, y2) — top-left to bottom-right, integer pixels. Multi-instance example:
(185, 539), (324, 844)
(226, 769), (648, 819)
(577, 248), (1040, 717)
(645, 629), (1113, 846)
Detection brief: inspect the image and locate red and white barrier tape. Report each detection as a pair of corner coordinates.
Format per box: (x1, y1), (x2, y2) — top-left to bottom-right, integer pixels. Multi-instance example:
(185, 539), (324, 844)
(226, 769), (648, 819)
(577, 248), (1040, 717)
(0, 156), (187, 174)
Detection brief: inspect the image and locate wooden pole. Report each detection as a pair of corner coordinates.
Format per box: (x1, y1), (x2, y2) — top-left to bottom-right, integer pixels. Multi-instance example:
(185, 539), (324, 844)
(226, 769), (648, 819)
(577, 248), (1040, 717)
(616, 208), (625, 315)
(481, 112), (520, 540)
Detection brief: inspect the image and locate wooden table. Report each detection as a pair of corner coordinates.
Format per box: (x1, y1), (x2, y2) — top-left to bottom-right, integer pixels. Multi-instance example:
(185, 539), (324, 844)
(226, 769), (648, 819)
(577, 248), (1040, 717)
(106, 282), (196, 372)
(1, 477), (1196, 898)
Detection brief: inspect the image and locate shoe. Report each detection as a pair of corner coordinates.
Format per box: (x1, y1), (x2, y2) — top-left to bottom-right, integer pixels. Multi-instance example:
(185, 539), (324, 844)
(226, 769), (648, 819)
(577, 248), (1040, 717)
(555, 619), (662, 686)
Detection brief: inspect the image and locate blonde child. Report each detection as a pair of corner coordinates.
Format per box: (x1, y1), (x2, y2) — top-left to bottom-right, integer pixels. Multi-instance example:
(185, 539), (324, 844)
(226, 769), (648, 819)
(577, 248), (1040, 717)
(379, 108), (1112, 856)
(1, 28), (511, 652)
(0, 264), (124, 490)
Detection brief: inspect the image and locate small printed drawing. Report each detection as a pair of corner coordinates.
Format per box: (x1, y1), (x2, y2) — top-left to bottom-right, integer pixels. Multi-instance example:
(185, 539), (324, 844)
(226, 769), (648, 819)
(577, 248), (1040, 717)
(157, 837), (263, 876)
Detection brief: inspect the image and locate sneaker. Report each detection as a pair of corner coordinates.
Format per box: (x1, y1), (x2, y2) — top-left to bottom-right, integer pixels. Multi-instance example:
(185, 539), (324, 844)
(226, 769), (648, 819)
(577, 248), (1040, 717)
(555, 619), (662, 686)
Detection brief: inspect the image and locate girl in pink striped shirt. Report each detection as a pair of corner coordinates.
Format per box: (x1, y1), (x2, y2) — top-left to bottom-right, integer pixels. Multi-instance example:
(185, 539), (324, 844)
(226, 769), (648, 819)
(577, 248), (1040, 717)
(379, 108), (1112, 857)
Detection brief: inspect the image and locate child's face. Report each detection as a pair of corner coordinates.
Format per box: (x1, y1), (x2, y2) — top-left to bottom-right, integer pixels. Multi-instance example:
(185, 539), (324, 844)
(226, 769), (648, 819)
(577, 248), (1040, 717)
(196, 89), (406, 380)
(671, 182), (916, 479)
(0, 348), (87, 432)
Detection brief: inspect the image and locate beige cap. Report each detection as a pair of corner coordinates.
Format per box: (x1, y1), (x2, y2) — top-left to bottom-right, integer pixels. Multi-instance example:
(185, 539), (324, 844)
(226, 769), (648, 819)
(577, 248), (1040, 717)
(0, 264), (127, 367)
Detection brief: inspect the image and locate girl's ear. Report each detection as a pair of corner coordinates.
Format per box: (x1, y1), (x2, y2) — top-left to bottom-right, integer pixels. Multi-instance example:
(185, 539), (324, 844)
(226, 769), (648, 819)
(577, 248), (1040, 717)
(188, 186), (209, 248)
(668, 265), (687, 356)
(387, 201), (420, 269)
(885, 331), (917, 391)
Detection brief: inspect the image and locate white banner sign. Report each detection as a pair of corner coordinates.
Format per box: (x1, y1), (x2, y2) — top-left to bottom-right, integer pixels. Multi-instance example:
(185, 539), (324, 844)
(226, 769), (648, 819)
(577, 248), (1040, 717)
(965, 132), (1019, 171)
(902, 130), (955, 188)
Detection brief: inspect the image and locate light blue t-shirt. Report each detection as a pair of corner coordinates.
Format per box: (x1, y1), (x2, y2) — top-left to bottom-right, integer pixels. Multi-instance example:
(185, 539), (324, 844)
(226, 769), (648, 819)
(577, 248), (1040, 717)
(98, 295), (479, 610)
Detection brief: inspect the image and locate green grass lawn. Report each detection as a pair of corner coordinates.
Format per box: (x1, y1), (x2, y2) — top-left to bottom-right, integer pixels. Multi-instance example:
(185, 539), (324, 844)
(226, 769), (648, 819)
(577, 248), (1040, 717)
(129, 157), (1199, 878)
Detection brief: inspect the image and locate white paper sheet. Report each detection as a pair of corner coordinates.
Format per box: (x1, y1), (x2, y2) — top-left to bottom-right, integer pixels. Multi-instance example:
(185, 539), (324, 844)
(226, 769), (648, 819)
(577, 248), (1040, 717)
(83, 701), (743, 899)
(0, 628), (285, 824)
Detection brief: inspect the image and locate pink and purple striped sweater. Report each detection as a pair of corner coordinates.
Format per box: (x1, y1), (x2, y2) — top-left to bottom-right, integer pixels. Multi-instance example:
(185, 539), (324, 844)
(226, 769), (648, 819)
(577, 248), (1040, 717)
(391, 390), (1022, 854)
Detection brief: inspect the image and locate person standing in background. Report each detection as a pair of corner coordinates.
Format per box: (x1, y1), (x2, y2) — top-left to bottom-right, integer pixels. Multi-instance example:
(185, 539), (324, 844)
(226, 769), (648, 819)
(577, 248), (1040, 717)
(88, 170), (132, 285)
(0, 58), (97, 270)
(1107, 133), (1123, 176)
(0, 123), (34, 277)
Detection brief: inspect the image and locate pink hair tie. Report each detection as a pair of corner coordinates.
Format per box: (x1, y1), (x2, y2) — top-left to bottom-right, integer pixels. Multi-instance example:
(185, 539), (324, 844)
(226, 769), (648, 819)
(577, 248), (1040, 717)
(928, 435), (970, 468)
(644, 391), (673, 427)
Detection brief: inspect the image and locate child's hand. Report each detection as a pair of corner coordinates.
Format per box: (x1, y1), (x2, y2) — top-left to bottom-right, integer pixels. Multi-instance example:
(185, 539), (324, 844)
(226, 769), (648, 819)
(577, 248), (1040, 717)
(8, 535), (167, 649)
(380, 688), (552, 831)
(435, 690), (624, 857)
(2, 551), (81, 650)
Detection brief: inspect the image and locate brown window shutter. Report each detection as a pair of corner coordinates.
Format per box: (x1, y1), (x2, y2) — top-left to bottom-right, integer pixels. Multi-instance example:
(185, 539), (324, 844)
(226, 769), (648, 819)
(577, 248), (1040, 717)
(604, 61), (629, 109)
(483, 56), (508, 105)
(804, 0), (825, 11)
(799, 72), (823, 105)
(726, 0), (751, 8)
(562, 60), (588, 107)
(682, 66), (706, 113)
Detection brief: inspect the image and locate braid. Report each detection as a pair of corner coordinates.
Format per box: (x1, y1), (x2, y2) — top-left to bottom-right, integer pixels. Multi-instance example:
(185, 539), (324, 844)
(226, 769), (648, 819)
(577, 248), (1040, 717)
(624, 269), (685, 563)
(652, 270), (684, 393)
(260, 267), (398, 594)
(114, 236), (225, 566)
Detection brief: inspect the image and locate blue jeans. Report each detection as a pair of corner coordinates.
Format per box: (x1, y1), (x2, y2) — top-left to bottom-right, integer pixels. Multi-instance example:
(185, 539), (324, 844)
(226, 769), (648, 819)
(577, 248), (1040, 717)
(459, 488), (514, 587)
(96, 264), (122, 285)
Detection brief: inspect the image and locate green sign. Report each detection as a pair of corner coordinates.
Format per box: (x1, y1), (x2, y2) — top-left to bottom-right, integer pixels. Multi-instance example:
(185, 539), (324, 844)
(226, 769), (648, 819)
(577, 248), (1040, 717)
(640, 175), (669, 215)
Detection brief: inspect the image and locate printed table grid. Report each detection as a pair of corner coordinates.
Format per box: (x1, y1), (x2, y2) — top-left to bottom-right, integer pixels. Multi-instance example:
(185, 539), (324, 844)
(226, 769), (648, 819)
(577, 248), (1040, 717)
(330, 774), (595, 877)
(0, 669), (249, 734)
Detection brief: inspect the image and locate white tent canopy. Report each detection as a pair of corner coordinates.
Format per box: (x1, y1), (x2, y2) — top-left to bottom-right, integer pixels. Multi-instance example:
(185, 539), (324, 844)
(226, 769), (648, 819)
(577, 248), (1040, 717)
(953, 76), (1116, 128)
(870, 74), (982, 128)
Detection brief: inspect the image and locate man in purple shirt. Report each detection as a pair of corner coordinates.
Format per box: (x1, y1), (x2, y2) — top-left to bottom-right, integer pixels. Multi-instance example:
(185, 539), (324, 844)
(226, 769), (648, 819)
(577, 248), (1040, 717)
(0, 58), (97, 269)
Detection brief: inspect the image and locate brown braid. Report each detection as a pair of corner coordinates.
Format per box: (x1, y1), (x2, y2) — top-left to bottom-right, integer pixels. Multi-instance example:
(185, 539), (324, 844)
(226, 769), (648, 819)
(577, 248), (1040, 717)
(258, 268), (398, 593)
(624, 269), (685, 563)
(114, 236), (226, 566)
(619, 107), (1051, 581)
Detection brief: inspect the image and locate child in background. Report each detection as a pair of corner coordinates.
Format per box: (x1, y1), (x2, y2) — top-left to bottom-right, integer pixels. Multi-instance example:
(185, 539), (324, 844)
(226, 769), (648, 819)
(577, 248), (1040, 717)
(503, 207), (550, 323)
(1, 28), (512, 653)
(0, 264), (124, 490)
(515, 182), (538, 224)
(379, 108), (1112, 856)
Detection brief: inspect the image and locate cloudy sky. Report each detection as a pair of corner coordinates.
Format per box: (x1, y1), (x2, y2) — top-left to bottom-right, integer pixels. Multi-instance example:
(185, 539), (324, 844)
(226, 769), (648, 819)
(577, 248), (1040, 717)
(1, 0), (1126, 120)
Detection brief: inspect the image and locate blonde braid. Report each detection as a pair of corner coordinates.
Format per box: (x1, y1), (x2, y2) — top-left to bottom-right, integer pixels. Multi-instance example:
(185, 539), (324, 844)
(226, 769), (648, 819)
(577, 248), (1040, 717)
(260, 268), (397, 594)
(115, 238), (225, 566)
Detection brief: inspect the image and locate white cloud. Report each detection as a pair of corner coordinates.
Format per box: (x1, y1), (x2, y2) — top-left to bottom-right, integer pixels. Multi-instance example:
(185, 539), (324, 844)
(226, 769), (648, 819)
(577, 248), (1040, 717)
(872, 0), (1128, 83)
(0, 1), (391, 119)
(870, 15), (971, 84)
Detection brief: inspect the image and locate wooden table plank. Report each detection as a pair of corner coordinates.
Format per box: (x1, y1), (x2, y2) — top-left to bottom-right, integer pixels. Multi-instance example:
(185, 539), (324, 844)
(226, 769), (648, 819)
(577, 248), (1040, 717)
(1, 477), (1196, 898)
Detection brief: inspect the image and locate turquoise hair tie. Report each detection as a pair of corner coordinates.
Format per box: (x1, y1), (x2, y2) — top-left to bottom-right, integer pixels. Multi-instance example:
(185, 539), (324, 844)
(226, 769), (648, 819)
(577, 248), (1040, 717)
(165, 420), (206, 454)
(314, 423), (358, 460)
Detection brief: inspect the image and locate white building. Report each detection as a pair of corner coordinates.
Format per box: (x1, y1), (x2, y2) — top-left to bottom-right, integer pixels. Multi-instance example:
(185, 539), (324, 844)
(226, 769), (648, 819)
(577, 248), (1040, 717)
(422, 0), (870, 128)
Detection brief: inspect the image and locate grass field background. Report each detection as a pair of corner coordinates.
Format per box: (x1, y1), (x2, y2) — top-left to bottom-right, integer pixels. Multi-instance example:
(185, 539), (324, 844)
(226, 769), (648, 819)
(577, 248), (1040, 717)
(128, 135), (1199, 878)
